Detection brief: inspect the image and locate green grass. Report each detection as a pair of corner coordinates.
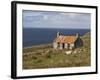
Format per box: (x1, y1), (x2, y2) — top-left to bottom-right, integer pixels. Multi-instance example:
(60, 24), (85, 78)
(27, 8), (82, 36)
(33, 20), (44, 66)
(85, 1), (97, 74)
(23, 32), (91, 69)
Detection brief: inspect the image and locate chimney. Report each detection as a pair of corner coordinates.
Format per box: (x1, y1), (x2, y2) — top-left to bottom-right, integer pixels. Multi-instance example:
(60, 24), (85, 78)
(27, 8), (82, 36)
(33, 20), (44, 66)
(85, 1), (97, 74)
(57, 32), (60, 37)
(76, 33), (79, 38)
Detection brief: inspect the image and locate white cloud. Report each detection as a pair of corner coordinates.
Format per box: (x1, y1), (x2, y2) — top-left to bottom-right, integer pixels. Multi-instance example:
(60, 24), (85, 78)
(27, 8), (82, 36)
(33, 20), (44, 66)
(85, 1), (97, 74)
(43, 15), (49, 20)
(60, 12), (82, 18)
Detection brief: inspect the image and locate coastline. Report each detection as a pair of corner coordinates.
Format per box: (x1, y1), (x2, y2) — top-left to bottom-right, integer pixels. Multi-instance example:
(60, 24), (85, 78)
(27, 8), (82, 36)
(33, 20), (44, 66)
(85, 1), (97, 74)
(23, 43), (52, 49)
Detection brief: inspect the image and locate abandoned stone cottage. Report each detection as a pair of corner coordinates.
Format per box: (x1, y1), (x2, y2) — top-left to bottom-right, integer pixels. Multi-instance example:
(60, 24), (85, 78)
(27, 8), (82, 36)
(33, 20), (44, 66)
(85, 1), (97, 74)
(53, 32), (83, 50)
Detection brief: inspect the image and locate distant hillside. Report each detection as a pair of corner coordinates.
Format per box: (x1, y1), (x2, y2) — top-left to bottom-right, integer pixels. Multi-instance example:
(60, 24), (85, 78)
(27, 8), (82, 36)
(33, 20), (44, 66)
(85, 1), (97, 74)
(81, 32), (90, 47)
(82, 32), (90, 38)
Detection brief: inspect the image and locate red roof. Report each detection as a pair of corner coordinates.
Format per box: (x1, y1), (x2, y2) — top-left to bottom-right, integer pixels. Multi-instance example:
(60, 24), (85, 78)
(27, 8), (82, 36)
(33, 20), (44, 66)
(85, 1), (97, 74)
(54, 35), (77, 44)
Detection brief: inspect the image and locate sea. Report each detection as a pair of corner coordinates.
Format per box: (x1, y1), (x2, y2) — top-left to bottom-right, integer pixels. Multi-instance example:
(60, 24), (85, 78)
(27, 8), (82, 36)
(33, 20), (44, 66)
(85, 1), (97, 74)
(23, 28), (90, 47)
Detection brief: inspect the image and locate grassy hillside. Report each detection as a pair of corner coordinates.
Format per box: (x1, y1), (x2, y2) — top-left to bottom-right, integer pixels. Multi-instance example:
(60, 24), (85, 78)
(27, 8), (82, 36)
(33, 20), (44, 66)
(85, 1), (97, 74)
(23, 32), (91, 69)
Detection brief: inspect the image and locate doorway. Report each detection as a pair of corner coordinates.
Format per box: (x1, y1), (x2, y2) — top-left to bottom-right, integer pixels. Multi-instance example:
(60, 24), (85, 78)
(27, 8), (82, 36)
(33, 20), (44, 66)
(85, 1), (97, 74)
(62, 43), (65, 49)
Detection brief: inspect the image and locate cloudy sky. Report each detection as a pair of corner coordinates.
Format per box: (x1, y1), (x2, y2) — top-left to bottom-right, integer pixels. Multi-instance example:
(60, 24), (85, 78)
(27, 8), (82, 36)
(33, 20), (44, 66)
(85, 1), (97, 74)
(22, 10), (91, 29)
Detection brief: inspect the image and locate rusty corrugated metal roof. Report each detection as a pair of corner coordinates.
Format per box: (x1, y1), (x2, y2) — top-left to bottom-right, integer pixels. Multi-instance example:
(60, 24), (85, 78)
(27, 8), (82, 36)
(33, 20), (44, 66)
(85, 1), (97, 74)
(54, 35), (77, 44)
